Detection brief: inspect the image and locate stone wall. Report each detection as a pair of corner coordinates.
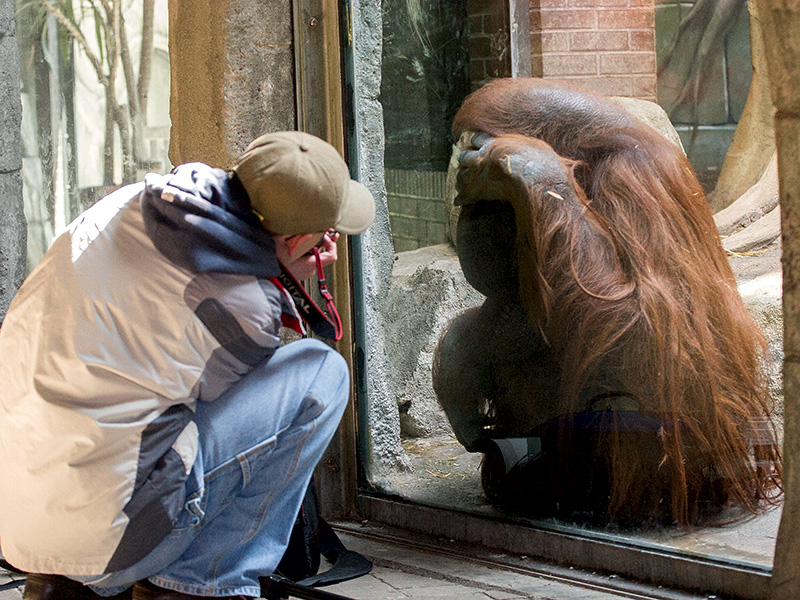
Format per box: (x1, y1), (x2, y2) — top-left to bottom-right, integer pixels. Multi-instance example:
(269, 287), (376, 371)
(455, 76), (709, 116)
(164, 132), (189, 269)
(530, 0), (657, 101)
(352, 0), (413, 479)
(0, 0), (26, 323)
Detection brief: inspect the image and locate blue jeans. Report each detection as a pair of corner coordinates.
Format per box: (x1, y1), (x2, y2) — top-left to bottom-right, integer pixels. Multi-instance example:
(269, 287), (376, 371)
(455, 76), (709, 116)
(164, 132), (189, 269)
(78, 339), (349, 597)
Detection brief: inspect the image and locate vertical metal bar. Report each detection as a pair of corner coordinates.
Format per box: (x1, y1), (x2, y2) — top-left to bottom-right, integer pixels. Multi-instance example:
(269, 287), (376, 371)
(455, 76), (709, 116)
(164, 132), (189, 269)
(507, 0), (531, 77)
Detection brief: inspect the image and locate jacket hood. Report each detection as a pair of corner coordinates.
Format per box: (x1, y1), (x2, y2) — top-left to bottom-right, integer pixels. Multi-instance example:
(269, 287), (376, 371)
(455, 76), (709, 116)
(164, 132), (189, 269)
(140, 163), (280, 277)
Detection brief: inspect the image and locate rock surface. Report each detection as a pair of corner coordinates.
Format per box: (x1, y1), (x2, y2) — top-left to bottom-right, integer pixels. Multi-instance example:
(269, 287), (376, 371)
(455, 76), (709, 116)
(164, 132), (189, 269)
(386, 244), (483, 438)
(0, 3), (26, 323)
(729, 242), (784, 420)
(715, 152), (780, 253)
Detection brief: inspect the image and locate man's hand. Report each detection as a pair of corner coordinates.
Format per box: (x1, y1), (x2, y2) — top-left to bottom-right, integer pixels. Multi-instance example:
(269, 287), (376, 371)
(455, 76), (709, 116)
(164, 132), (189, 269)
(282, 230), (339, 281)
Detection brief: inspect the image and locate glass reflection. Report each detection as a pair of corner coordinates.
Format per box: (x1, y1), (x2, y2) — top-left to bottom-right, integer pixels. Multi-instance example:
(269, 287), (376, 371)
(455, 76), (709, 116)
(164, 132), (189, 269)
(361, 0), (783, 571)
(16, 0), (171, 271)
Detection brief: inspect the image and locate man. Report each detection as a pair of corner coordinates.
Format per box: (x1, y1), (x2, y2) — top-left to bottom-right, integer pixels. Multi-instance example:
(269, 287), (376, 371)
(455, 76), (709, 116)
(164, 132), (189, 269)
(0, 131), (375, 599)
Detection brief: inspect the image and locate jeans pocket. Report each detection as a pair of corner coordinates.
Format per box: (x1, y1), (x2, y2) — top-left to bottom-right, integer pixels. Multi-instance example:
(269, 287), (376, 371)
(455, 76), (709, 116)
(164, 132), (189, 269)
(203, 434), (278, 490)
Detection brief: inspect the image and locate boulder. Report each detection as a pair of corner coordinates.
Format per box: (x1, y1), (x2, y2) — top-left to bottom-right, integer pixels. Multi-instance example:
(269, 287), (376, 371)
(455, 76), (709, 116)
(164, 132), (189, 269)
(386, 244), (483, 437)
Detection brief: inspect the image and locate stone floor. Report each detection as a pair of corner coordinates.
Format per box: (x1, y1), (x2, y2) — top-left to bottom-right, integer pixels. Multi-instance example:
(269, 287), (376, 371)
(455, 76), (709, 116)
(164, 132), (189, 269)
(322, 529), (713, 600)
(0, 526), (719, 600)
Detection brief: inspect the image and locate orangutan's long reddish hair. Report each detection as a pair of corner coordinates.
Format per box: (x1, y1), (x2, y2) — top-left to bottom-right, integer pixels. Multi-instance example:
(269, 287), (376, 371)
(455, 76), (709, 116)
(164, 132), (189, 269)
(451, 78), (782, 526)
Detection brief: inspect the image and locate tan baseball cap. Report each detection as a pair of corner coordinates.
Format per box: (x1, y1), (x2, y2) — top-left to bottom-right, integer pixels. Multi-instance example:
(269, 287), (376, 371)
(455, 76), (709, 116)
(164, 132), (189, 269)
(231, 131), (375, 236)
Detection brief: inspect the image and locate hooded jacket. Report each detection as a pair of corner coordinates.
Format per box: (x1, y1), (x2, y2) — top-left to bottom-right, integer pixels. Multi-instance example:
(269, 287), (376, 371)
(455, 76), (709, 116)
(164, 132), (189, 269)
(0, 163), (301, 575)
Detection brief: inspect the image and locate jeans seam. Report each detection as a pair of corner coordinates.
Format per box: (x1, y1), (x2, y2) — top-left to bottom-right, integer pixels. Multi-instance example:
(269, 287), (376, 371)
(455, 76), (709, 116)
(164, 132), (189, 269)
(238, 452), (252, 489)
(147, 575), (261, 598)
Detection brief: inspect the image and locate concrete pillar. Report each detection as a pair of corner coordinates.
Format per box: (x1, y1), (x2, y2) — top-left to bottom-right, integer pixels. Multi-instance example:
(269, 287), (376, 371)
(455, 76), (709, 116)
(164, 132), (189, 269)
(167, 0), (296, 168)
(350, 0), (412, 479)
(755, 2), (800, 597)
(0, 0), (26, 323)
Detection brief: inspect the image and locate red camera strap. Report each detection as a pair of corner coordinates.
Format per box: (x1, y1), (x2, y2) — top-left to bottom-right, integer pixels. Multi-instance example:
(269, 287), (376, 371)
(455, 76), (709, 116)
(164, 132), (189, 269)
(275, 249), (342, 342)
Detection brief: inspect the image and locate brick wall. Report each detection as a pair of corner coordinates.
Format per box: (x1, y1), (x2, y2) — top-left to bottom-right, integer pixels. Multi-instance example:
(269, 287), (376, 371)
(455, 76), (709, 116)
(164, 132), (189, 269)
(530, 0), (657, 101)
(386, 169), (448, 253)
(467, 0), (514, 91)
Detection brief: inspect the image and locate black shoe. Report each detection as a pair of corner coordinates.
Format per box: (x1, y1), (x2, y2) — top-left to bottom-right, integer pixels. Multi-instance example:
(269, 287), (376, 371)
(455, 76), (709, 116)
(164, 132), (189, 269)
(23, 573), (133, 599)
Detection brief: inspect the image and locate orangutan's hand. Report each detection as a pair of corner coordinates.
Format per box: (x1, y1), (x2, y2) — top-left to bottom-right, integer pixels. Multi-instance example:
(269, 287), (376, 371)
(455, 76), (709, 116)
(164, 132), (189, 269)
(455, 132), (571, 207)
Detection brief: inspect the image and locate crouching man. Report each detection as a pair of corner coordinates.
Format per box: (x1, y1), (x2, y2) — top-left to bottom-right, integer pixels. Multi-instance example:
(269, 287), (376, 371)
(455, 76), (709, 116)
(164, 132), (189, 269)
(0, 132), (375, 599)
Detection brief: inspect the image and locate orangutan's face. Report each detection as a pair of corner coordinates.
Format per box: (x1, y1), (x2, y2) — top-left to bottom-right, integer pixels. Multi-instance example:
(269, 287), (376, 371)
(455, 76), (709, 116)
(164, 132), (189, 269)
(455, 200), (519, 300)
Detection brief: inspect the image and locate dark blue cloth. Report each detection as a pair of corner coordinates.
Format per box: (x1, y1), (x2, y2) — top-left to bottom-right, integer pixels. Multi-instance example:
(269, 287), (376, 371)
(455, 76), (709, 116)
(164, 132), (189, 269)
(140, 163), (280, 277)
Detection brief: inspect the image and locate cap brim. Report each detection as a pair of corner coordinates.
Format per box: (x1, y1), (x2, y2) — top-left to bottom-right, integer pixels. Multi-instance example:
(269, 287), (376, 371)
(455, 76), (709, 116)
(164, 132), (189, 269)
(335, 180), (376, 234)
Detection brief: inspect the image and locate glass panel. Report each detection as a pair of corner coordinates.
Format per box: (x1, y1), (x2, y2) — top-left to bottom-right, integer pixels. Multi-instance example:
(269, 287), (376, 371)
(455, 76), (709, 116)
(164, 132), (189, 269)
(354, 0), (782, 578)
(655, 0), (752, 193)
(16, 0), (171, 271)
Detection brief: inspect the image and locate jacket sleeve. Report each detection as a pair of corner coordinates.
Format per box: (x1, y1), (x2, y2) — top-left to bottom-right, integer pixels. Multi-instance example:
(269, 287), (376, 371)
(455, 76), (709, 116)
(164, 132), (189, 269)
(183, 273), (287, 402)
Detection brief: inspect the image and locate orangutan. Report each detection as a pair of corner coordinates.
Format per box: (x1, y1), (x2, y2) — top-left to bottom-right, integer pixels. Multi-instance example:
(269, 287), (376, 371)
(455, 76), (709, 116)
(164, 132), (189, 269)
(432, 78), (782, 527)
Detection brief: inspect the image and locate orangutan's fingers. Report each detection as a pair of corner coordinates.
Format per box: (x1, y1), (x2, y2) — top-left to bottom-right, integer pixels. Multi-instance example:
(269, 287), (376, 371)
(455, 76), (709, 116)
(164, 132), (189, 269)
(458, 132), (495, 168)
(470, 131), (494, 150)
(457, 148), (482, 168)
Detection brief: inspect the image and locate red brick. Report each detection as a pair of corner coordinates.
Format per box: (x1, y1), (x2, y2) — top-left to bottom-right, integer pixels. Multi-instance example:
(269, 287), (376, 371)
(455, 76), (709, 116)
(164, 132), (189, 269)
(599, 52), (656, 74)
(530, 8), (542, 31)
(530, 27), (544, 50)
(486, 60), (510, 79)
(630, 0), (655, 6)
(597, 8), (654, 30)
(542, 53), (599, 76)
(629, 30), (655, 51)
(467, 0), (490, 15)
(570, 30), (629, 51)
(470, 34), (493, 58)
(569, 0), (628, 6)
(470, 58), (488, 84)
(483, 4), (508, 33)
(542, 31), (570, 52)
(531, 53), (545, 77)
(558, 75), (633, 97)
(537, 0), (569, 8)
(468, 14), (485, 35)
(540, 8), (597, 30)
(630, 74), (658, 98)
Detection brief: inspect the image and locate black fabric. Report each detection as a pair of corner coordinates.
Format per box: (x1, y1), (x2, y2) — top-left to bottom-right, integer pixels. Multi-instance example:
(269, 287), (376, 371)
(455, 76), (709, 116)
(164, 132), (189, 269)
(261, 578), (356, 600)
(276, 481), (322, 583)
(273, 478), (372, 590)
(131, 405), (195, 492)
(105, 449), (186, 573)
(276, 269), (339, 341)
(105, 406), (195, 573)
(15, 573), (133, 599)
(0, 559), (25, 593)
